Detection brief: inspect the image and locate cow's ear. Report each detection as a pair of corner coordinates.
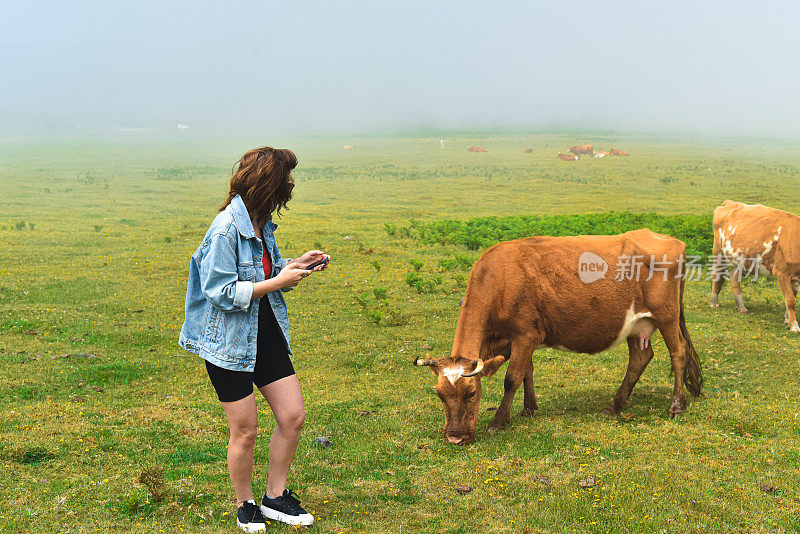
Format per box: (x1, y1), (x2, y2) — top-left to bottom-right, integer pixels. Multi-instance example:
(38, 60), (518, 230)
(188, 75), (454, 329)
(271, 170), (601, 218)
(414, 356), (440, 376)
(481, 355), (508, 378)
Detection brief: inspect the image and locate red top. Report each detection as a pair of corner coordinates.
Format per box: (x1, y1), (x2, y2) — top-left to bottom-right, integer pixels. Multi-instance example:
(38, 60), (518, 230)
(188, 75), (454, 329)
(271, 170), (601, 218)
(262, 249), (272, 279)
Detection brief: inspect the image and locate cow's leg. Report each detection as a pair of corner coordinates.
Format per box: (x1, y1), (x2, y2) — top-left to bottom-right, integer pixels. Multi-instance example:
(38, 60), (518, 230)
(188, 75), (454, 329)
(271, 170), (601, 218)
(730, 264), (748, 313)
(520, 362), (538, 416)
(710, 245), (726, 308)
(603, 337), (655, 415)
(777, 274), (799, 332)
(785, 281), (798, 324)
(658, 321), (687, 417)
(488, 334), (539, 433)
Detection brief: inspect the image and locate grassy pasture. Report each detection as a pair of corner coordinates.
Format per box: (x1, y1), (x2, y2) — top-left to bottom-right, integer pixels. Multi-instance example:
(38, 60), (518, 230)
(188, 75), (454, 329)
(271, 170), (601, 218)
(1, 133), (799, 533)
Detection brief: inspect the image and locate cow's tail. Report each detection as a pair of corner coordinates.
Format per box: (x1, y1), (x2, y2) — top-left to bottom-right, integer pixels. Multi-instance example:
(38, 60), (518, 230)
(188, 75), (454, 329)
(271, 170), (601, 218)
(679, 280), (703, 397)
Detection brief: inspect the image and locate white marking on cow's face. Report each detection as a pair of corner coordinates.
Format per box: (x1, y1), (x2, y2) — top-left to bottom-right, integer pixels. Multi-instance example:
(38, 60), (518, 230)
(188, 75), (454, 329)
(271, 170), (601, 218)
(441, 366), (465, 385)
(610, 303), (655, 349)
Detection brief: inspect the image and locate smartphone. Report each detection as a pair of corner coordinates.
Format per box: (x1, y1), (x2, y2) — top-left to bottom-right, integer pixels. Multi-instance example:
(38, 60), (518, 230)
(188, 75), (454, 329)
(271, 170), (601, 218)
(305, 257), (330, 270)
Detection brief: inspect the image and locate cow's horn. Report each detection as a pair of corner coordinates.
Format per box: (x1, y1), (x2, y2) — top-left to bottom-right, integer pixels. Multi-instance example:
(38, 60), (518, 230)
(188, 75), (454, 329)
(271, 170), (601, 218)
(414, 356), (438, 367)
(461, 359), (484, 377)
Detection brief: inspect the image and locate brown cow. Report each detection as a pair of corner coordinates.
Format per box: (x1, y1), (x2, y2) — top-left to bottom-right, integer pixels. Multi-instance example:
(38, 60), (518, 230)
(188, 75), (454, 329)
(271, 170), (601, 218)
(467, 146), (487, 153)
(524, 148), (533, 154)
(415, 229), (703, 444)
(609, 149), (629, 156)
(710, 200), (800, 332)
(557, 153), (579, 161)
(569, 144), (593, 156)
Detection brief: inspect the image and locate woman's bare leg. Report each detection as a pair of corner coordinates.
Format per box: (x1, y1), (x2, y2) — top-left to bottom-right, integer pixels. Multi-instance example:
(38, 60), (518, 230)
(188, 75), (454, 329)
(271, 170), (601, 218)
(220, 393), (259, 505)
(258, 374), (305, 498)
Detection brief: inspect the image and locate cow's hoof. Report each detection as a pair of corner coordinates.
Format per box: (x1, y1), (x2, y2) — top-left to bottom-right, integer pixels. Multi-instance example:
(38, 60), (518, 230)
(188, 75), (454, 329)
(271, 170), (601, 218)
(738, 308), (749, 314)
(603, 398), (623, 416)
(487, 422), (506, 434)
(709, 303), (719, 309)
(668, 399), (686, 418)
(520, 407), (537, 417)
(791, 323), (800, 333)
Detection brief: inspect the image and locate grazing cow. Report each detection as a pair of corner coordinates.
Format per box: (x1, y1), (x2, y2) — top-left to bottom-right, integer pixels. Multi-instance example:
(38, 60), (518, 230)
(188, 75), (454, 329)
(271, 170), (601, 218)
(569, 144), (593, 156)
(609, 149), (629, 156)
(415, 229), (703, 444)
(343, 145), (354, 150)
(524, 148), (533, 154)
(710, 200), (800, 332)
(467, 146), (487, 153)
(557, 153), (579, 161)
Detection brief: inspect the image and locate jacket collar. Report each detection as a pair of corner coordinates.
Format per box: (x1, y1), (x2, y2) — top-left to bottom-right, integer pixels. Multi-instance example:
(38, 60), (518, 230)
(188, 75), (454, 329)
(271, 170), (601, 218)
(230, 194), (278, 238)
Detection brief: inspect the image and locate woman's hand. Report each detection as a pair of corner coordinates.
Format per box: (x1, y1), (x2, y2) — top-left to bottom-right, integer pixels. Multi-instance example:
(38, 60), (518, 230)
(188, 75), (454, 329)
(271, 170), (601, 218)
(274, 262), (312, 289)
(294, 250), (330, 272)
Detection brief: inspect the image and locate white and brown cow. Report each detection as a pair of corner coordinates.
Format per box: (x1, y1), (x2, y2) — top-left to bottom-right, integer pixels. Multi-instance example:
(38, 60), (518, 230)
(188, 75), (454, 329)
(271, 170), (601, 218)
(415, 229), (703, 444)
(710, 200), (800, 332)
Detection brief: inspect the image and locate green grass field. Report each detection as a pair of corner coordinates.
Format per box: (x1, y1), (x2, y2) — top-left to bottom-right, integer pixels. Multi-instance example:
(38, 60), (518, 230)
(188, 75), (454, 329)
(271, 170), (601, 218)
(1, 133), (799, 533)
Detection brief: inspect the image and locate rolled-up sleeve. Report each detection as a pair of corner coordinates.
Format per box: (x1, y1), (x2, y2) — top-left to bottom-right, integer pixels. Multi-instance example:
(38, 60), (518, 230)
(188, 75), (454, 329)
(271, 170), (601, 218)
(199, 233), (252, 311)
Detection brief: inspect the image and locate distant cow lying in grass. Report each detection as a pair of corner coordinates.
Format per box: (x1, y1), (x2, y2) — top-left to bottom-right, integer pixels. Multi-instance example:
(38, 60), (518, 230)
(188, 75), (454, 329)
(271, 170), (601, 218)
(569, 144), (593, 156)
(557, 153), (579, 161)
(415, 229), (703, 444)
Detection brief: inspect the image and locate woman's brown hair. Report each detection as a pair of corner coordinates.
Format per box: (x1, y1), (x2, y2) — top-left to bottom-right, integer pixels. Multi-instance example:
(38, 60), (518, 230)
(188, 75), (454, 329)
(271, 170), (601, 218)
(220, 146), (297, 228)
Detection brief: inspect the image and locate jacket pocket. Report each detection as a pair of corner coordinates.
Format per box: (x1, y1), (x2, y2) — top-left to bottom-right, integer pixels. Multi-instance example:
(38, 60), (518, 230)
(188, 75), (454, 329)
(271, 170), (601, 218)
(238, 262), (257, 281)
(221, 308), (250, 357)
(201, 307), (222, 344)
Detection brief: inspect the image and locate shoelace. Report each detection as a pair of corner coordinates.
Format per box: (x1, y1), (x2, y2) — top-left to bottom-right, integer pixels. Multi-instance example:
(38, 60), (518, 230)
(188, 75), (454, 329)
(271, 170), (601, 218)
(241, 502), (262, 522)
(281, 490), (305, 513)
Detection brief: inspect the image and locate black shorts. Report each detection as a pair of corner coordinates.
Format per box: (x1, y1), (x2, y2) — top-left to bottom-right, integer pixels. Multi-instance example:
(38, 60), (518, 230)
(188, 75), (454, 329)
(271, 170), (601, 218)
(205, 298), (295, 403)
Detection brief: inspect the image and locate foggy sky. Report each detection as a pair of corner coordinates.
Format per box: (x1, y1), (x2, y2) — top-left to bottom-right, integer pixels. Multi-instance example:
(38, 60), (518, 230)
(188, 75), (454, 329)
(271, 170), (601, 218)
(2, 0), (799, 136)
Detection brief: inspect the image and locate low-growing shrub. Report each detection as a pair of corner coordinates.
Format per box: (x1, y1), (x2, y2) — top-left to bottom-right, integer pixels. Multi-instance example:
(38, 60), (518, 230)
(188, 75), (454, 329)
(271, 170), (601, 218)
(404, 271), (422, 288)
(439, 254), (473, 271)
(414, 212), (714, 259)
(373, 288), (388, 299)
(383, 309), (407, 326)
(409, 259), (424, 271)
(365, 309), (383, 325)
(154, 166), (220, 181)
(355, 292), (371, 307)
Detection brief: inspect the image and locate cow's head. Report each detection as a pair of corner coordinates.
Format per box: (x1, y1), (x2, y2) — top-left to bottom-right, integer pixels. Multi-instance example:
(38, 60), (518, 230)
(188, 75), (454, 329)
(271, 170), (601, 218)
(414, 355), (507, 445)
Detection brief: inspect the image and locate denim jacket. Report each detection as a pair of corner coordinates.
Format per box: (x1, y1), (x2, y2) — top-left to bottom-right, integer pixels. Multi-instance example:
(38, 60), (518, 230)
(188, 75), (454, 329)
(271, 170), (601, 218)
(179, 194), (292, 371)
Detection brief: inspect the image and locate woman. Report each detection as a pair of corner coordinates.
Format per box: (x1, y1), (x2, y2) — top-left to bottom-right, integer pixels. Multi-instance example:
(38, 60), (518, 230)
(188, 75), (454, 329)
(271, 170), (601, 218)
(179, 147), (328, 532)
